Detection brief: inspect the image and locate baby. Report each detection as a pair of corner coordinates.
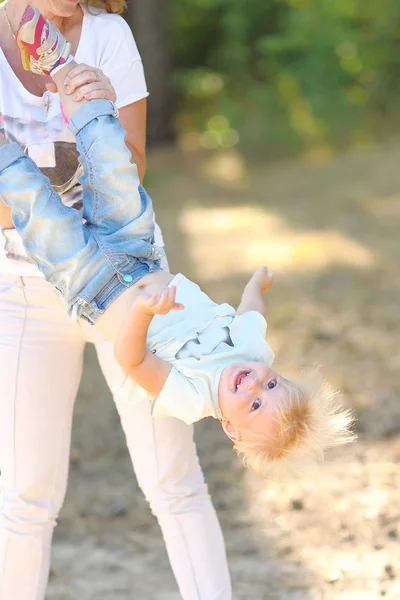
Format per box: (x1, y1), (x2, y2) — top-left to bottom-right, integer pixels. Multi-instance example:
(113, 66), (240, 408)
(0, 7), (354, 478)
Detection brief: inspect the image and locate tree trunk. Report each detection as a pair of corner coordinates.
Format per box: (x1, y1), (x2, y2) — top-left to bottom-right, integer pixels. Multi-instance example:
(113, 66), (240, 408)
(126, 0), (174, 145)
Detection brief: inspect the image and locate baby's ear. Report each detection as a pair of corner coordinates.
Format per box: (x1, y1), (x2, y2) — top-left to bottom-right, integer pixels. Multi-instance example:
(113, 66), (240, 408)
(220, 418), (239, 443)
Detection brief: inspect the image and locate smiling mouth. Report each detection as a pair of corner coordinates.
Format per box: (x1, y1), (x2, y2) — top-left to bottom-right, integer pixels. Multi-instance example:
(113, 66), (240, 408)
(234, 370), (252, 392)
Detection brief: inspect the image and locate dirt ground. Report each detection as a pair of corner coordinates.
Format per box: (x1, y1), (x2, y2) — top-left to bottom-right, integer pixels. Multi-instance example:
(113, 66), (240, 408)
(47, 141), (400, 600)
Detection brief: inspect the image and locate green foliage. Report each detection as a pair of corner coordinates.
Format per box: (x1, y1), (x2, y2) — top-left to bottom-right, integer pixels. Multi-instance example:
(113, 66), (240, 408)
(171, 0), (400, 157)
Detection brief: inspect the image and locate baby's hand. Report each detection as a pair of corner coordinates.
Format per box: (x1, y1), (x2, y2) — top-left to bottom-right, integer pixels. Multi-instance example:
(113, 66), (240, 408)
(250, 266), (273, 295)
(137, 286), (185, 316)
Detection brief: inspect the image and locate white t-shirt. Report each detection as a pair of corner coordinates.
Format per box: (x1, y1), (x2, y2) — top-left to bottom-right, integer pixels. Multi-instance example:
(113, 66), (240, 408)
(116, 275), (275, 424)
(0, 4), (163, 277)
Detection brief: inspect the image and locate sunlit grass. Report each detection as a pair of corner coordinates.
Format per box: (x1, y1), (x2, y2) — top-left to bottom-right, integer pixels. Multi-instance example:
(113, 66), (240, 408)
(199, 150), (249, 188)
(179, 205), (376, 281)
(361, 194), (400, 217)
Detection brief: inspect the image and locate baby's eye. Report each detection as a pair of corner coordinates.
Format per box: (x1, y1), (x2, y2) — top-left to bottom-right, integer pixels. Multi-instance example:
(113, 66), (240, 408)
(251, 399), (262, 411)
(267, 379), (277, 390)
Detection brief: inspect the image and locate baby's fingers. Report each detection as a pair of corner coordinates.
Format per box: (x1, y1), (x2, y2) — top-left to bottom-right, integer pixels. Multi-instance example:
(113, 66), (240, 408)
(166, 287), (185, 311)
(151, 288), (169, 311)
(145, 293), (160, 308)
(171, 302), (185, 311)
(159, 286), (178, 311)
(155, 287), (184, 313)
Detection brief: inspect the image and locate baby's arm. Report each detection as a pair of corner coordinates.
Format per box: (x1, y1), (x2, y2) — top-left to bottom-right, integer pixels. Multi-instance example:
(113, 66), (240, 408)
(236, 266), (273, 316)
(114, 287), (184, 397)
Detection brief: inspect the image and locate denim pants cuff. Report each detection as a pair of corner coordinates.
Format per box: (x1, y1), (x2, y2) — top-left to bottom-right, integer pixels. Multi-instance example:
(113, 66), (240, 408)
(0, 142), (25, 172)
(68, 99), (119, 136)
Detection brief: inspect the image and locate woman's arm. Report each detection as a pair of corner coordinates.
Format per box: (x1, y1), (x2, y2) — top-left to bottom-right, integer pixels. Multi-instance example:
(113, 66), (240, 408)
(119, 98), (147, 184)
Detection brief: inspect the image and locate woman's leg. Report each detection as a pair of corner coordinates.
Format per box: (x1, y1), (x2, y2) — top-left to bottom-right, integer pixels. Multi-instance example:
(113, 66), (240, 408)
(0, 276), (86, 600)
(93, 331), (232, 600)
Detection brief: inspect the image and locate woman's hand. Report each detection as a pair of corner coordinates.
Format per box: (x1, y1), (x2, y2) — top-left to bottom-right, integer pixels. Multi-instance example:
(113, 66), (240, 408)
(46, 64), (117, 103)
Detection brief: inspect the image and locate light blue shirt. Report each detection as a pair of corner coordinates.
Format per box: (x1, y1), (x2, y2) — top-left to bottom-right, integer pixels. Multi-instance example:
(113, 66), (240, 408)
(116, 275), (275, 424)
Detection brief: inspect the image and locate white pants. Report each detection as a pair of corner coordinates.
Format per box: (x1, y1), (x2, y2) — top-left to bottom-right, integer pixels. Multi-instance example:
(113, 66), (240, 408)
(0, 274), (231, 600)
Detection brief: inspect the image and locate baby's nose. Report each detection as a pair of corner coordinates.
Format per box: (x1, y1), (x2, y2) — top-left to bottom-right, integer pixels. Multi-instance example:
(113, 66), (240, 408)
(246, 377), (260, 392)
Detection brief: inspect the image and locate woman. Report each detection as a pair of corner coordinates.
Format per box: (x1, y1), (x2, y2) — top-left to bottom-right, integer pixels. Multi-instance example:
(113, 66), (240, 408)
(0, 1), (232, 598)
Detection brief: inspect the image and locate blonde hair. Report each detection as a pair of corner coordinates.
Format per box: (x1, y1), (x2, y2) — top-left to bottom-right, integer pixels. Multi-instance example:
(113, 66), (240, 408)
(234, 373), (355, 479)
(85, 0), (126, 15)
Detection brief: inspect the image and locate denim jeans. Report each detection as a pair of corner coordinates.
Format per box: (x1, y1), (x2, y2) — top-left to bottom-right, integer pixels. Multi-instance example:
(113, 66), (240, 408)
(0, 100), (162, 323)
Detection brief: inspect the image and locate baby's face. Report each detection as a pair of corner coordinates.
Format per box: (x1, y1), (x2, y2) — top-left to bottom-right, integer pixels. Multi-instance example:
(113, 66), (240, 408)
(218, 361), (287, 441)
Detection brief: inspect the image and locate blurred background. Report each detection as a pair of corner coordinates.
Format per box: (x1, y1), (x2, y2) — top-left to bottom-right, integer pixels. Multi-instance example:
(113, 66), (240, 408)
(44, 0), (400, 598)
(132, 0), (400, 156)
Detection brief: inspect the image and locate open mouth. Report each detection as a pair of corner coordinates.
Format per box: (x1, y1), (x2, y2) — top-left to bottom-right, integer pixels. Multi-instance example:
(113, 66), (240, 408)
(234, 370), (251, 392)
